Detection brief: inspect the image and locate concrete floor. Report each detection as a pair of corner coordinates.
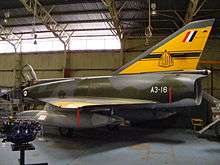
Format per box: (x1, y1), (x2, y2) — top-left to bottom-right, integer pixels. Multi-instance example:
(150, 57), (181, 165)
(0, 127), (220, 165)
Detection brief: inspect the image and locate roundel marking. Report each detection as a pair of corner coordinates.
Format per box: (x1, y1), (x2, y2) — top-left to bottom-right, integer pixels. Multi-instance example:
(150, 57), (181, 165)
(23, 90), (28, 97)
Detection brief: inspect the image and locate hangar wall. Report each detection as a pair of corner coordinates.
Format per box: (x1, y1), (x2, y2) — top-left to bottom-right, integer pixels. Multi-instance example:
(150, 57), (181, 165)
(0, 36), (219, 98)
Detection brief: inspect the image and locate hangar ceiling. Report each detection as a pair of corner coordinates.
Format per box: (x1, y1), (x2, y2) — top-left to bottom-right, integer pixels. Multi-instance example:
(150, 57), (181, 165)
(0, 0), (219, 41)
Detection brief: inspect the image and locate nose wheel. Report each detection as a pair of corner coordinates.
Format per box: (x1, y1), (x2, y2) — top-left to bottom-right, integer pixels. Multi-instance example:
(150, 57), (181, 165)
(107, 125), (120, 131)
(58, 127), (73, 137)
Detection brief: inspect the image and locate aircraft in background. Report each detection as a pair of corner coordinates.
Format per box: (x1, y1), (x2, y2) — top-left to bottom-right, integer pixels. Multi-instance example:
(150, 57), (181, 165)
(1, 19), (215, 136)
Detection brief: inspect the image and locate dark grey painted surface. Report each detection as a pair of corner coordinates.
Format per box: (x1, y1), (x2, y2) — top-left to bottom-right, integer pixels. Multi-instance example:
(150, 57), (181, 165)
(0, 128), (219, 165)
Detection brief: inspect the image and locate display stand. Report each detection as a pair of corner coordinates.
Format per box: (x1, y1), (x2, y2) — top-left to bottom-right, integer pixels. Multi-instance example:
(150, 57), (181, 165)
(11, 143), (48, 165)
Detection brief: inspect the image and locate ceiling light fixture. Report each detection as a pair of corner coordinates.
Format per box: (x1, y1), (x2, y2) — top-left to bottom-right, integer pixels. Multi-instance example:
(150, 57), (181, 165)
(151, 3), (157, 16)
(3, 10), (10, 24)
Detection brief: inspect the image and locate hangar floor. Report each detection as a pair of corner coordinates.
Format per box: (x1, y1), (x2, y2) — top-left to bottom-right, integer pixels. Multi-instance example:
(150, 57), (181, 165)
(0, 127), (219, 165)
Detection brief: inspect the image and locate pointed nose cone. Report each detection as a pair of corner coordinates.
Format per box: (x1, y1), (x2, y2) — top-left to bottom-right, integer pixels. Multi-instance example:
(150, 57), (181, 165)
(1, 88), (24, 102)
(0, 89), (11, 101)
(1, 93), (10, 101)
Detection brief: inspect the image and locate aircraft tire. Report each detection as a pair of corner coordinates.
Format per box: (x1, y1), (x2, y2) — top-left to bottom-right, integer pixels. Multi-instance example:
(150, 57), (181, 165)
(58, 127), (73, 137)
(107, 125), (120, 132)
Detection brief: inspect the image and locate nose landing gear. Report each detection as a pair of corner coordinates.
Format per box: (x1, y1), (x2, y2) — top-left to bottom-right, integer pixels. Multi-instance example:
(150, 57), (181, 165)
(58, 127), (74, 137)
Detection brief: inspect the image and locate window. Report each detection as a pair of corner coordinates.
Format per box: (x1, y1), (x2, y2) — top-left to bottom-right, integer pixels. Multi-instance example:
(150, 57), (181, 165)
(0, 36), (120, 53)
(70, 36), (121, 50)
(0, 41), (15, 53)
(21, 38), (64, 52)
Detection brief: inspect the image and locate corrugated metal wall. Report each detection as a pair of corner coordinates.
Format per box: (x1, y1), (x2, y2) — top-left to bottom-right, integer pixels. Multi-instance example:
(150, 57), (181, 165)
(0, 36), (220, 99)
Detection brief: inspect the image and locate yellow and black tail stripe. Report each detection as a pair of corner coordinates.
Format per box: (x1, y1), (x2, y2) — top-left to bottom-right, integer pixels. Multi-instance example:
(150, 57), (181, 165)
(141, 52), (201, 60)
(118, 56), (201, 73)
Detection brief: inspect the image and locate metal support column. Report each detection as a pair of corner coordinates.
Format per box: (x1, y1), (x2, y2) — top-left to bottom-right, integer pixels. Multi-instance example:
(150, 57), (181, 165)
(101, 0), (125, 65)
(18, 0), (74, 77)
(185, 0), (203, 23)
(101, 0), (124, 40)
(120, 37), (126, 66)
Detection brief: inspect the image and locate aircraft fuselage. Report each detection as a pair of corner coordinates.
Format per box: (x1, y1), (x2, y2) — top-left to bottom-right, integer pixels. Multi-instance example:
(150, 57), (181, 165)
(24, 70), (208, 109)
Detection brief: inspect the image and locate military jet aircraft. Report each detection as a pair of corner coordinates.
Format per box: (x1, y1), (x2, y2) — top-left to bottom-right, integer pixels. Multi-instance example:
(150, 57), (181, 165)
(2, 19), (215, 135)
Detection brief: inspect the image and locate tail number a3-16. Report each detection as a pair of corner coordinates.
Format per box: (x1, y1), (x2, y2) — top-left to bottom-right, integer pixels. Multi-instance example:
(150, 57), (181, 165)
(150, 86), (168, 94)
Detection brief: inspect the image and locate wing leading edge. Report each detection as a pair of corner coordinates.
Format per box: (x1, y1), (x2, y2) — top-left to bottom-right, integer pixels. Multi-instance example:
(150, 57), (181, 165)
(40, 97), (156, 109)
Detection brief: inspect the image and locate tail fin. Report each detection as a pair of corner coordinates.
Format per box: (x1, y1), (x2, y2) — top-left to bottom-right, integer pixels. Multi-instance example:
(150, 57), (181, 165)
(115, 19), (215, 75)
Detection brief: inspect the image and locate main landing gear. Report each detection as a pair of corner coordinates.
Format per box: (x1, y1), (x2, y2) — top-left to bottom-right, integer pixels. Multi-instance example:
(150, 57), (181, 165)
(107, 124), (120, 131)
